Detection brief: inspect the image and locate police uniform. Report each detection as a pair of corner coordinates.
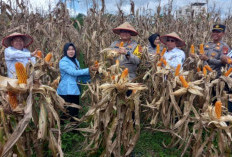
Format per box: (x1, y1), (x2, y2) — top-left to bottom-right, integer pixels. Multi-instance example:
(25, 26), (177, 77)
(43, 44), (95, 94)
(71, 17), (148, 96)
(204, 24), (231, 76)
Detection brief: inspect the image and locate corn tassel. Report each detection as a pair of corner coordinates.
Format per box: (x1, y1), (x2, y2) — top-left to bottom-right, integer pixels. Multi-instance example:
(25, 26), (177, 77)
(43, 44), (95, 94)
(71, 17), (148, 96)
(119, 42), (124, 47)
(204, 65), (213, 72)
(8, 91), (18, 109)
(215, 101), (222, 119)
(44, 53), (52, 62)
(203, 67), (207, 76)
(160, 48), (166, 57)
(156, 44), (160, 54)
(190, 44), (195, 54)
(120, 68), (128, 79)
(175, 64), (181, 76)
(224, 68), (232, 77)
(199, 44), (204, 54)
(15, 62), (27, 84)
(36, 50), (42, 58)
(179, 75), (189, 88)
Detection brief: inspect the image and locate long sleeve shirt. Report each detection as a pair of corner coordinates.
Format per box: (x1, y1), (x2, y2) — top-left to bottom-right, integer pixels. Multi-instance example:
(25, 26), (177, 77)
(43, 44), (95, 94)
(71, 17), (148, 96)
(163, 47), (185, 69)
(4, 46), (36, 78)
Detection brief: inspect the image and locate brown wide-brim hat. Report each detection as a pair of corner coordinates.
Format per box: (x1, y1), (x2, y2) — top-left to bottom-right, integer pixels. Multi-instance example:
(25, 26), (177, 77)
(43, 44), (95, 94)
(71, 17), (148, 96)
(2, 32), (33, 48)
(112, 22), (138, 36)
(160, 32), (185, 47)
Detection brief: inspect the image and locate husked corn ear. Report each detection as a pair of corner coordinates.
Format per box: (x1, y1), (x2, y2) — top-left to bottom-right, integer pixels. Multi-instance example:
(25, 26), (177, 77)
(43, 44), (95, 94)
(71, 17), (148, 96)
(157, 62), (162, 66)
(179, 75), (189, 88)
(15, 62), (27, 84)
(94, 61), (99, 67)
(116, 59), (120, 65)
(156, 44), (160, 54)
(227, 58), (232, 64)
(44, 53), (52, 62)
(162, 59), (167, 66)
(199, 44), (204, 54)
(215, 101), (222, 119)
(36, 50), (42, 58)
(175, 64), (181, 76)
(8, 91), (18, 109)
(204, 65), (213, 72)
(197, 67), (201, 72)
(119, 42), (124, 47)
(203, 67), (207, 76)
(120, 68), (128, 79)
(111, 75), (115, 80)
(190, 44), (194, 54)
(160, 48), (166, 57)
(224, 68), (232, 77)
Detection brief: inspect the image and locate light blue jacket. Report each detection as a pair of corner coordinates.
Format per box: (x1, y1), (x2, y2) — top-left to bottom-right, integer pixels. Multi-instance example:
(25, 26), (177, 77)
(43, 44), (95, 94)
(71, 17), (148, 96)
(57, 56), (90, 96)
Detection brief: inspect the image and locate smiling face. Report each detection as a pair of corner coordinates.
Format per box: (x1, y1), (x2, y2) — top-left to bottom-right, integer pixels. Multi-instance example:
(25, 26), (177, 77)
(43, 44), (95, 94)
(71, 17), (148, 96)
(11, 37), (25, 50)
(154, 36), (160, 46)
(67, 45), (76, 58)
(119, 30), (131, 41)
(211, 30), (224, 43)
(166, 37), (177, 51)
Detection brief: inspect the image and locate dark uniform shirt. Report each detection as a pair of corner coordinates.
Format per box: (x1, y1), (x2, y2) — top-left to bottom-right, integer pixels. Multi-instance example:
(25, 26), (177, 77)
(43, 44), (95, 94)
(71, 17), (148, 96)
(204, 40), (231, 77)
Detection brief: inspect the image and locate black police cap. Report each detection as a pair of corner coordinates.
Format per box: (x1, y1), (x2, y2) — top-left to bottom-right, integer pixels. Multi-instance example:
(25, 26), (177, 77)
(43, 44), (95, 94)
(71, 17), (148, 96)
(212, 24), (226, 32)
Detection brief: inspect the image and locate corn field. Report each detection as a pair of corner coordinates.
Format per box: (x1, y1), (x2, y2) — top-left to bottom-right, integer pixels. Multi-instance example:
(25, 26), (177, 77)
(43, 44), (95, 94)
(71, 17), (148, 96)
(0, 0), (232, 156)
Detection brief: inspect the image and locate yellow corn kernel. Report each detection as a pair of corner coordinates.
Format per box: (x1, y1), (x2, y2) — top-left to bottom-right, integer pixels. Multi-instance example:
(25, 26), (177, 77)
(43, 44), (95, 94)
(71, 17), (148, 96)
(224, 68), (232, 77)
(119, 42), (124, 47)
(15, 62), (27, 84)
(160, 48), (167, 57)
(175, 64), (181, 76)
(179, 75), (189, 88)
(190, 44), (195, 54)
(120, 68), (128, 79)
(203, 67), (207, 76)
(204, 65), (213, 72)
(44, 53), (52, 62)
(156, 44), (160, 54)
(8, 91), (18, 109)
(199, 44), (204, 54)
(215, 101), (222, 119)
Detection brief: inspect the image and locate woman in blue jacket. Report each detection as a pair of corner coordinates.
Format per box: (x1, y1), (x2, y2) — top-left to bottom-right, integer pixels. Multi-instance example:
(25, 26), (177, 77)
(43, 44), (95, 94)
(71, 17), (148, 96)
(57, 42), (98, 118)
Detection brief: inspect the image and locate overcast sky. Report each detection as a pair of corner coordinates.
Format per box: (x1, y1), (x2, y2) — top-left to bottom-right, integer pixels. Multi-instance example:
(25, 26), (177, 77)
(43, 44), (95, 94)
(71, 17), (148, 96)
(4, 0), (232, 17)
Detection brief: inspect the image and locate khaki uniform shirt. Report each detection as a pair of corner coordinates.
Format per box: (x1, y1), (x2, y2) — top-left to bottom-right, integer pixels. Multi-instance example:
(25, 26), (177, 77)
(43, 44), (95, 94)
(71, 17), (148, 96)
(204, 41), (231, 76)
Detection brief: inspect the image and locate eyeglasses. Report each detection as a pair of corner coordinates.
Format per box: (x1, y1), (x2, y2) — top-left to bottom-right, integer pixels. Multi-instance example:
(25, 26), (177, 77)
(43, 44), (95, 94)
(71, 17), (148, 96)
(167, 39), (175, 42)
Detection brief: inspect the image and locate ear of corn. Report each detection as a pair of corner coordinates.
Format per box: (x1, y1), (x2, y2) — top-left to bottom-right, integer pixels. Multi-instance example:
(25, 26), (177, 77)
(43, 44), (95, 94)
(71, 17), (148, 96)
(44, 53), (52, 62)
(190, 44), (194, 54)
(8, 91), (18, 109)
(94, 61), (99, 67)
(15, 62), (27, 84)
(179, 75), (189, 88)
(36, 50), (42, 58)
(111, 75), (115, 80)
(227, 58), (232, 64)
(203, 67), (207, 76)
(175, 64), (181, 76)
(199, 44), (204, 54)
(156, 44), (160, 54)
(120, 68), (128, 79)
(160, 48), (166, 57)
(224, 68), (232, 77)
(197, 67), (201, 72)
(215, 101), (222, 119)
(204, 65), (213, 72)
(119, 42), (124, 47)
(162, 59), (167, 66)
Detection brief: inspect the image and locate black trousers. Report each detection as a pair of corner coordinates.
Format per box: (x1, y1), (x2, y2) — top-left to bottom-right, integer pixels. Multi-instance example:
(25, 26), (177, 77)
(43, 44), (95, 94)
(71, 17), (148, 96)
(59, 95), (79, 117)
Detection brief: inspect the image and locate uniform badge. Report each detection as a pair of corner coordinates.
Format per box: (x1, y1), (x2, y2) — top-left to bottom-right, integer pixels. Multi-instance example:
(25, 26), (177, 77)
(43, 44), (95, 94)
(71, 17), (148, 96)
(205, 45), (209, 48)
(216, 47), (220, 50)
(222, 46), (229, 54)
(211, 52), (216, 57)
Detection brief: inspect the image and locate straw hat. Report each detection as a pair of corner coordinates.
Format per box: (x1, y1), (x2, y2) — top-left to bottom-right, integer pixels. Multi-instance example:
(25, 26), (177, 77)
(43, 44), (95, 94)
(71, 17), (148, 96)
(112, 22), (138, 36)
(2, 32), (33, 47)
(160, 32), (185, 47)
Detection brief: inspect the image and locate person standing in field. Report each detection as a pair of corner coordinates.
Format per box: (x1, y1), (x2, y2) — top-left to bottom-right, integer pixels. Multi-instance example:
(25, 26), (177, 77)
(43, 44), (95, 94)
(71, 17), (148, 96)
(148, 33), (163, 54)
(160, 32), (186, 69)
(199, 24), (231, 77)
(2, 32), (37, 78)
(57, 42), (98, 119)
(109, 22), (141, 81)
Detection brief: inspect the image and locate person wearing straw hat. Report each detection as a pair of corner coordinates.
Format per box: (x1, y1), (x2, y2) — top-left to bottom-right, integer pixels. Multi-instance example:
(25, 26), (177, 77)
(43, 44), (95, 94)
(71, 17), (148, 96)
(160, 32), (186, 69)
(2, 32), (38, 78)
(110, 22), (140, 81)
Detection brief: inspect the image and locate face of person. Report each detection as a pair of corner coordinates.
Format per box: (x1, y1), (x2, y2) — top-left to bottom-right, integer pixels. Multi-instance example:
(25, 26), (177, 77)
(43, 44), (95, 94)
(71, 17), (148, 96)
(211, 30), (224, 42)
(166, 37), (176, 50)
(67, 45), (76, 58)
(154, 36), (160, 45)
(11, 37), (25, 50)
(119, 30), (131, 41)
